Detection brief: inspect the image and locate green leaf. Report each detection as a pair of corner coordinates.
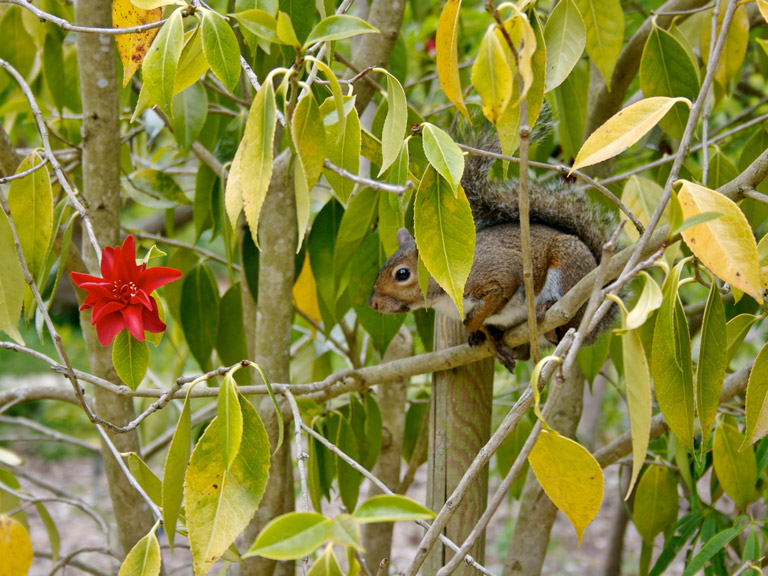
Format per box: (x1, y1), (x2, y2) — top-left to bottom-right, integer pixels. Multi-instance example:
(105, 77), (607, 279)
(414, 167), (475, 317)
(194, 164), (217, 241)
(0, 8), (36, 78)
(233, 10), (282, 44)
(118, 523), (161, 576)
(639, 26), (699, 140)
(573, 0), (624, 90)
(336, 413), (362, 512)
(0, 211), (26, 345)
(276, 11), (301, 47)
(697, 279), (727, 442)
(43, 33), (69, 112)
(215, 283), (248, 371)
(170, 82), (208, 153)
(180, 263), (221, 371)
(308, 198), (344, 329)
(353, 495), (435, 524)
(8, 151), (53, 282)
(651, 261), (694, 450)
(543, 0), (586, 92)
(124, 453), (162, 506)
(680, 524), (747, 576)
(576, 331), (610, 385)
(421, 123), (464, 195)
(292, 93), (326, 248)
(218, 372), (243, 469)
(725, 313), (759, 366)
(333, 187), (379, 289)
(744, 342), (768, 446)
(379, 72), (408, 175)
(186, 395), (271, 575)
(707, 149), (739, 190)
(328, 514), (361, 549)
(246, 512), (330, 560)
(174, 26), (211, 94)
(142, 8), (184, 115)
(112, 332), (149, 391)
(307, 545), (344, 576)
(124, 169), (191, 209)
(304, 14), (378, 47)
(648, 511), (704, 576)
(200, 10), (241, 92)
(713, 421), (757, 509)
(162, 385), (192, 551)
(33, 502), (59, 563)
(550, 59), (588, 160)
(323, 103), (361, 204)
(633, 465), (678, 543)
(363, 393), (382, 471)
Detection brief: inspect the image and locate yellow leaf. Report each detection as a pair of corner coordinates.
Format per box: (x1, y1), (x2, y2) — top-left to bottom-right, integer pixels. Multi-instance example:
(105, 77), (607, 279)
(570, 97), (690, 173)
(622, 176), (665, 242)
(293, 256), (322, 325)
(471, 26), (512, 125)
(622, 328), (652, 499)
(0, 514), (33, 576)
(528, 429), (603, 545)
(700, 6), (749, 100)
(501, 15), (537, 105)
(677, 180), (762, 304)
(713, 420), (757, 510)
(225, 141), (244, 229)
(759, 0), (768, 24)
(573, 0), (623, 90)
(625, 271), (662, 331)
(436, 0), (469, 119)
(112, 0), (162, 87)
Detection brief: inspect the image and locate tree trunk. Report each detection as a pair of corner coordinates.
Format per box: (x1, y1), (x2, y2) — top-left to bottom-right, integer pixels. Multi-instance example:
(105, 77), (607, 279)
(424, 315), (494, 575)
(362, 327), (413, 570)
(502, 368), (585, 576)
(74, 0), (156, 555)
(237, 150), (296, 576)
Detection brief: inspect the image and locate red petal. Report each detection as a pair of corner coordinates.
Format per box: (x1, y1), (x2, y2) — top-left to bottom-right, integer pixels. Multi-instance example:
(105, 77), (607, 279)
(139, 266), (183, 293)
(92, 300), (125, 323)
(121, 304), (146, 341)
(142, 304), (166, 333)
(70, 271), (102, 287)
(100, 246), (116, 279)
(95, 312), (126, 346)
(131, 289), (153, 309)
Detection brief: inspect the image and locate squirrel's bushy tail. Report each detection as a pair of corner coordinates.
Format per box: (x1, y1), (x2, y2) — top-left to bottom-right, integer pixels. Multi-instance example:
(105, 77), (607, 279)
(456, 123), (615, 261)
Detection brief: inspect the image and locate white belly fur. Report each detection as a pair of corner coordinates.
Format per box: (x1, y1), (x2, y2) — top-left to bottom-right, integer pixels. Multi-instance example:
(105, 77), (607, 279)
(431, 268), (563, 330)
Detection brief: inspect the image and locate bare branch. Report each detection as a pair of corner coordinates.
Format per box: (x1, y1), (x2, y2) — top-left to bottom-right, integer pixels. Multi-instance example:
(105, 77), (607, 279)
(1, 0), (191, 35)
(323, 159), (413, 195)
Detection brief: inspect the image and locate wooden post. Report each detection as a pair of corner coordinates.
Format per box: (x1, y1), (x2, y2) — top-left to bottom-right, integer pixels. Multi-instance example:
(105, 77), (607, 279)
(425, 314), (494, 575)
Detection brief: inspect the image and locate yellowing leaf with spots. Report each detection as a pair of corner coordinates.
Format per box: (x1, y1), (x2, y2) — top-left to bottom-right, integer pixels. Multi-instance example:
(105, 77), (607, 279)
(185, 395), (270, 576)
(677, 180), (762, 304)
(436, 0), (469, 119)
(113, 0), (162, 87)
(528, 429), (603, 545)
(293, 256), (322, 325)
(570, 97), (690, 174)
(0, 514), (33, 576)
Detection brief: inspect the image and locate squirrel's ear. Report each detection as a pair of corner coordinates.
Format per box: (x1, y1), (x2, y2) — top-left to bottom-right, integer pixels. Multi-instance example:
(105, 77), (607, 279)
(397, 227), (415, 248)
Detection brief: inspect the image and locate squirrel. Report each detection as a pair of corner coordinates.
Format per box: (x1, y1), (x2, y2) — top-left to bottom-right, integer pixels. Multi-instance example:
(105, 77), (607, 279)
(368, 130), (616, 372)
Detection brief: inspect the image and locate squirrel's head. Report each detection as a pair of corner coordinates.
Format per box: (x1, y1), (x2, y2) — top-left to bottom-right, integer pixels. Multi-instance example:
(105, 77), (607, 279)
(368, 228), (424, 314)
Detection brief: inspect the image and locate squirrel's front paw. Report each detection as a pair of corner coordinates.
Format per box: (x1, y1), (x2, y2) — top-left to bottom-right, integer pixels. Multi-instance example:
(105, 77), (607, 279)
(468, 330), (487, 347)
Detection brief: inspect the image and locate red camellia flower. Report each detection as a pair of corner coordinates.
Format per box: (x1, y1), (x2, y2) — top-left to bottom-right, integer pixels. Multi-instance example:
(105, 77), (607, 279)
(71, 235), (182, 346)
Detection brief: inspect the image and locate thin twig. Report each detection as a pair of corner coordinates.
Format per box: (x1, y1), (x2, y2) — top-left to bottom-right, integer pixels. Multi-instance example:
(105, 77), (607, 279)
(0, 59), (101, 262)
(127, 229), (239, 269)
(302, 423), (496, 576)
(324, 159), (413, 194)
(2, 0), (192, 35)
(0, 154), (49, 184)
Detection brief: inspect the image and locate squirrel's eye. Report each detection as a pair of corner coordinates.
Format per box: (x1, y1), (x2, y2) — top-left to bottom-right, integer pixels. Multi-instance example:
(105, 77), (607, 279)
(395, 268), (410, 281)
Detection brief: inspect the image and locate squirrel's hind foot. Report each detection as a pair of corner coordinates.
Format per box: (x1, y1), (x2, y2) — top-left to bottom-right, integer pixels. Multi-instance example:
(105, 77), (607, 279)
(468, 330), (487, 347)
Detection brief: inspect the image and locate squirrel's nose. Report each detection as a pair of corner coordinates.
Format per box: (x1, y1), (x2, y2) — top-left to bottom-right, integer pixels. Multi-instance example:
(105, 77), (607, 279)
(368, 295), (378, 310)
